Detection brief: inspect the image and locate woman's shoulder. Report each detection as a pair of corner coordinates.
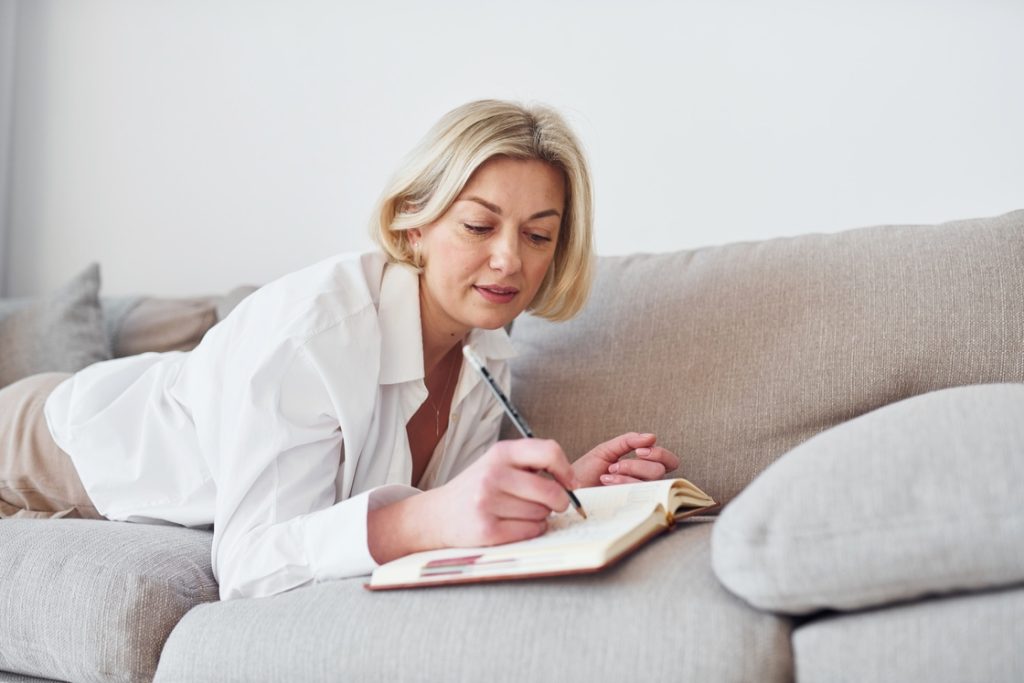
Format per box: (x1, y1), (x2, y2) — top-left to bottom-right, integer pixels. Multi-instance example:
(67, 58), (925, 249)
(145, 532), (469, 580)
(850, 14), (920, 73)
(229, 252), (386, 331)
(194, 251), (389, 361)
(264, 250), (386, 305)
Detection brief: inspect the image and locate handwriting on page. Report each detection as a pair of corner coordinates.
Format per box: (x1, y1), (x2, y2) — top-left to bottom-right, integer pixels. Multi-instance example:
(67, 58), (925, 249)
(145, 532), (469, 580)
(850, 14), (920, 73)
(542, 504), (650, 544)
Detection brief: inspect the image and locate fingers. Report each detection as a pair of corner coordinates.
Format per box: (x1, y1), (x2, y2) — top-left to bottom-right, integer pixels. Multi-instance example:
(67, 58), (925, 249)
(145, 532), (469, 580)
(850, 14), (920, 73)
(499, 439), (577, 490)
(497, 467), (571, 513)
(487, 491), (557, 521)
(600, 473), (644, 485)
(634, 445), (680, 473)
(602, 445), (682, 485)
(607, 456), (666, 480)
(587, 432), (658, 464)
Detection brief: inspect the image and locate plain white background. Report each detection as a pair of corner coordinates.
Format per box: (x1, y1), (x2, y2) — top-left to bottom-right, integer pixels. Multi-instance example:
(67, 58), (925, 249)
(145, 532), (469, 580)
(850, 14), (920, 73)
(3, 0), (1023, 296)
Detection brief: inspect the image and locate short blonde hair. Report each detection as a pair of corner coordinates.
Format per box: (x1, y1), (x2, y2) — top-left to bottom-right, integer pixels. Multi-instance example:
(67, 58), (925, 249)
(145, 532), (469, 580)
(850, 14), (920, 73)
(370, 99), (594, 321)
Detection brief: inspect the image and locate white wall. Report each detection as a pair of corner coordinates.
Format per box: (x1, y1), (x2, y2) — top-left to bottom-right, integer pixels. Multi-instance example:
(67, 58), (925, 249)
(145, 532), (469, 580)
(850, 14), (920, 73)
(7, 0), (1024, 297)
(0, 0), (16, 296)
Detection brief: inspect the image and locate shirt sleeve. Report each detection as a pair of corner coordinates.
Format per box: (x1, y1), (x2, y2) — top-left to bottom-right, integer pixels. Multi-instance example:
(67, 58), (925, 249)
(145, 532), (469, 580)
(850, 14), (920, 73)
(205, 331), (418, 601)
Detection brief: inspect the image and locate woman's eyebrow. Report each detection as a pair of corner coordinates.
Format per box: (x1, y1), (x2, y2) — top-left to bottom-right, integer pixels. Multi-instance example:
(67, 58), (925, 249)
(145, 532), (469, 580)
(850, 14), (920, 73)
(463, 196), (560, 221)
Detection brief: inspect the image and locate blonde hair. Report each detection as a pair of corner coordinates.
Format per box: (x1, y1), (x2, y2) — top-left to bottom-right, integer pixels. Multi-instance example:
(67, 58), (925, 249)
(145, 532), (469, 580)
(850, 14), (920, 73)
(369, 99), (594, 321)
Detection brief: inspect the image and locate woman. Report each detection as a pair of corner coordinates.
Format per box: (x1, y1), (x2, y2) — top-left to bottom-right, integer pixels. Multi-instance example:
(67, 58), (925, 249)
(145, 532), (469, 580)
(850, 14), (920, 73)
(0, 100), (679, 600)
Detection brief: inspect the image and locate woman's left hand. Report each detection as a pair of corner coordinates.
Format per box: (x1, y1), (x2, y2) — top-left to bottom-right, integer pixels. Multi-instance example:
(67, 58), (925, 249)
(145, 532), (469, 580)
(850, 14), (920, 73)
(571, 432), (681, 488)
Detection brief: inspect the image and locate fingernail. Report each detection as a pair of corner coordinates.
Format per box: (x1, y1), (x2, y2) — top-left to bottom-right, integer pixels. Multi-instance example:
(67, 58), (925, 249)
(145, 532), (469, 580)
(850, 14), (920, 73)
(601, 475), (613, 483)
(608, 463), (619, 473)
(641, 433), (655, 439)
(636, 448), (651, 457)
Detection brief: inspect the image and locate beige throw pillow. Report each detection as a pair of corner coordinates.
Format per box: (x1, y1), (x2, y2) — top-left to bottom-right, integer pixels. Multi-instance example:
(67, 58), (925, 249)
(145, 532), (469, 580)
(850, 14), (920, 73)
(710, 383), (1024, 614)
(112, 297), (218, 357)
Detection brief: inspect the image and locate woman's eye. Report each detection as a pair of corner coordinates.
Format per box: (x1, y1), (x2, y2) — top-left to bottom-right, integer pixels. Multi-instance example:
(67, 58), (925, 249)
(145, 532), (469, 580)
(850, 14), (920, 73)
(463, 223), (491, 235)
(528, 233), (553, 245)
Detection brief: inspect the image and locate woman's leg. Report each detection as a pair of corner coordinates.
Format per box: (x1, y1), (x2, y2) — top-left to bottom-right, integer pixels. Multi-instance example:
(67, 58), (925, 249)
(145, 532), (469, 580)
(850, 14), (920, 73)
(0, 372), (106, 520)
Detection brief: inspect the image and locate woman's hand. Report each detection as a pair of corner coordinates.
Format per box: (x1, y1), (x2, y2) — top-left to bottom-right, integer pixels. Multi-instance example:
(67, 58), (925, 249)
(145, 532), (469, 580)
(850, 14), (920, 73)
(572, 432), (681, 488)
(416, 438), (579, 550)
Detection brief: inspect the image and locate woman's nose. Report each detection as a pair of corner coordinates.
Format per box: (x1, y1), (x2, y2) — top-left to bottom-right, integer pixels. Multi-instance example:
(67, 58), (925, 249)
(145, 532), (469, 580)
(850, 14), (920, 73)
(488, 230), (522, 274)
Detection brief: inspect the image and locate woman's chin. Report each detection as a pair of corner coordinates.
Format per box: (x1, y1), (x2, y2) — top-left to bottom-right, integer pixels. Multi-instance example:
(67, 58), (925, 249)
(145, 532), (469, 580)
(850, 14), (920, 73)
(470, 315), (517, 331)
(465, 307), (523, 331)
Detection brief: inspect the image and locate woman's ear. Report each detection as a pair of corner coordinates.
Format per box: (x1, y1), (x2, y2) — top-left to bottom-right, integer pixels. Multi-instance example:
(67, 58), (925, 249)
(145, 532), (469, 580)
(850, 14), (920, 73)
(407, 227), (423, 244)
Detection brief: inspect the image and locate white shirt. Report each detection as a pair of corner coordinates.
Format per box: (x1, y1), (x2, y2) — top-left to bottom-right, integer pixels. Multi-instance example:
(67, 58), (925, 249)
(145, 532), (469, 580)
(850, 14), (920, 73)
(44, 251), (516, 601)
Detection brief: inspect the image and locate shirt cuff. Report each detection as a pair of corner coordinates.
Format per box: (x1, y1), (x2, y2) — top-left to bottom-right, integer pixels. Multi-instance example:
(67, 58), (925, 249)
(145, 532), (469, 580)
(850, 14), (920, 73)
(300, 484), (421, 580)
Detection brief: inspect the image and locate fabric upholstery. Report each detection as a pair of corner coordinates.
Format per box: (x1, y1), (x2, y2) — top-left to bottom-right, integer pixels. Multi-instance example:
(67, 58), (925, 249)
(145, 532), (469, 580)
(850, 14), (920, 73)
(793, 585), (1024, 683)
(110, 296), (218, 357)
(214, 285), (258, 322)
(154, 522), (793, 683)
(710, 383), (1024, 614)
(505, 210), (1024, 508)
(106, 287), (258, 357)
(0, 264), (110, 389)
(0, 520), (218, 683)
(0, 673), (62, 683)
(100, 296), (145, 353)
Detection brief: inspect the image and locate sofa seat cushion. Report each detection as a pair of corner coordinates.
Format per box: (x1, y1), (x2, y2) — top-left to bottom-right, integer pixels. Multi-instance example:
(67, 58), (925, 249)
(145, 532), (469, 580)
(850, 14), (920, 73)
(0, 673), (63, 683)
(793, 585), (1024, 683)
(505, 210), (1024, 508)
(155, 521), (792, 683)
(711, 383), (1024, 614)
(0, 520), (218, 683)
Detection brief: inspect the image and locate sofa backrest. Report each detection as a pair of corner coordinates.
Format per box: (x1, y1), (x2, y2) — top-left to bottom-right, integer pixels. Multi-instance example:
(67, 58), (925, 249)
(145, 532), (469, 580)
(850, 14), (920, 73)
(504, 209), (1024, 507)
(102, 285), (258, 358)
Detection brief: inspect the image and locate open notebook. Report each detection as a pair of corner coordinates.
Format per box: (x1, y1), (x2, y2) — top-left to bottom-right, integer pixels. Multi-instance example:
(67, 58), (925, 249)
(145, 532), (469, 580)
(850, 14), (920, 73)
(366, 477), (717, 590)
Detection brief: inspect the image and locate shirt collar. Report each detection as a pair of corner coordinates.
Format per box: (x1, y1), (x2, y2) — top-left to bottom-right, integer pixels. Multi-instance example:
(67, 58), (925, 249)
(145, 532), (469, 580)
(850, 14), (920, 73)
(377, 261), (518, 386)
(465, 325), (517, 364)
(378, 262), (424, 385)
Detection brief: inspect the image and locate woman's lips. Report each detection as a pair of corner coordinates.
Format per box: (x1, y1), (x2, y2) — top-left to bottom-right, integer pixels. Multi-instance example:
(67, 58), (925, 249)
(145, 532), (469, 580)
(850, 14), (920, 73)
(474, 285), (518, 303)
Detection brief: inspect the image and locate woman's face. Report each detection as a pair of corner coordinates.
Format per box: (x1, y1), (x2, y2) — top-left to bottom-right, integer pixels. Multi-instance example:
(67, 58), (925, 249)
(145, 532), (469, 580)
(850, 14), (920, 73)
(409, 156), (565, 337)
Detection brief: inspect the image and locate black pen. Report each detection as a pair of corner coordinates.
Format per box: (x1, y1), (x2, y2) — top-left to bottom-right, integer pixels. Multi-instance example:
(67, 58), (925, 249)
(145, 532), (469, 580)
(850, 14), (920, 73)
(462, 345), (587, 520)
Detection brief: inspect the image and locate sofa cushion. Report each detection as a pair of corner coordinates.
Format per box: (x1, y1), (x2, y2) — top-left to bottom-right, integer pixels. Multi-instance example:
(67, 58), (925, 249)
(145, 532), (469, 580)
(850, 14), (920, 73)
(710, 383), (1024, 614)
(505, 210), (1024, 506)
(108, 296), (218, 357)
(0, 673), (62, 683)
(103, 287), (257, 358)
(0, 520), (218, 683)
(793, 585), (1024, 683)
(154, 522), (792, 683)
(214, 285), (258, 322)
(0, 264), (111, 389)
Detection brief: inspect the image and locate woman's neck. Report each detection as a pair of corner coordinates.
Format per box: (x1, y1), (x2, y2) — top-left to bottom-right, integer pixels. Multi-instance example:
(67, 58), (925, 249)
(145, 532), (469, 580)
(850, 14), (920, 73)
(421, 328), (465, 378)
(418, 283), (471, 377)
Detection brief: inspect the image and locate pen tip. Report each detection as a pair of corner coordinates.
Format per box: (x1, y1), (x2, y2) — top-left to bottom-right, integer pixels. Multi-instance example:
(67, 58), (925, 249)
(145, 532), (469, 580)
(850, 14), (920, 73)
(567, 488), (586, 519)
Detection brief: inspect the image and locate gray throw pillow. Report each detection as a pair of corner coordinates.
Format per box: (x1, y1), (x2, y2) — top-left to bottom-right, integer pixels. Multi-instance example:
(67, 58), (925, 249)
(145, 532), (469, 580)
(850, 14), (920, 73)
(710, 383), (1024, 615)
(0, 264), (111, 389)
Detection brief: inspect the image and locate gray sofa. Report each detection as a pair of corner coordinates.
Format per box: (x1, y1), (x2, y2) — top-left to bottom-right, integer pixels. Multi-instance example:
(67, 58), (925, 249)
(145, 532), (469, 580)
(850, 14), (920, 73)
(2, 210), (1023, 682)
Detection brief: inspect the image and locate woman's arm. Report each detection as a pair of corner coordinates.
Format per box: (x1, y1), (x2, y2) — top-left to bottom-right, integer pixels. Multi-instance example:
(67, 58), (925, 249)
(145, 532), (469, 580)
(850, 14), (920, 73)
(367, 438), (579, 564)
(200, 307), (426, 600)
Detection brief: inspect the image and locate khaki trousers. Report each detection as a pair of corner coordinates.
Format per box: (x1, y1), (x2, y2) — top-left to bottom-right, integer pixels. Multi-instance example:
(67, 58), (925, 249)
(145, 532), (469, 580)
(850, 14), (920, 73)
(0, 372), (106, 520)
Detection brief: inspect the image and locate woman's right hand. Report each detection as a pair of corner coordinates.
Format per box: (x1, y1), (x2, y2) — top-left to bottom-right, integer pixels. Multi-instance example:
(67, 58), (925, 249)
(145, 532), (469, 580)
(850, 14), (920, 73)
(420, 438), (579, 549)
